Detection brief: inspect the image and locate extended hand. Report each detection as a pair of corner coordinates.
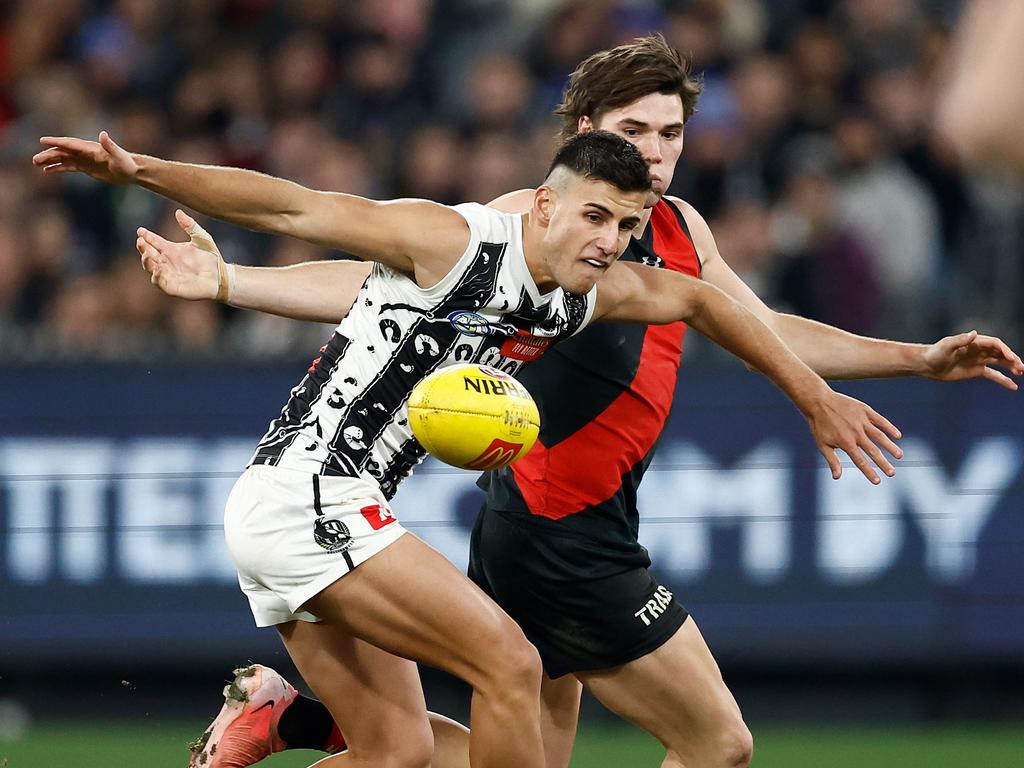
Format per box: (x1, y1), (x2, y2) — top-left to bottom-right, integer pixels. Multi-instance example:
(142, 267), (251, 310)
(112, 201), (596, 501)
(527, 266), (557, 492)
(33, 131), (138, 184)
(137, 210), (222, 301)
(806, 392), (903, 484)
(922, 330), (1023, 390)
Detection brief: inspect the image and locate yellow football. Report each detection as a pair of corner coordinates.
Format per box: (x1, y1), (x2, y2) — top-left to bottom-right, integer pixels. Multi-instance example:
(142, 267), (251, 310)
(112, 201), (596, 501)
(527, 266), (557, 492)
(408, 363), (540, 470)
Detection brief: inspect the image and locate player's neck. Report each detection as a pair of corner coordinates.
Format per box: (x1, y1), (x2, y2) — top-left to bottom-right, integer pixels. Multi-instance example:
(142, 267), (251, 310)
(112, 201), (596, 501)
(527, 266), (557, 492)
(637, 205), (655, 234)
(520, 211), (558, 293)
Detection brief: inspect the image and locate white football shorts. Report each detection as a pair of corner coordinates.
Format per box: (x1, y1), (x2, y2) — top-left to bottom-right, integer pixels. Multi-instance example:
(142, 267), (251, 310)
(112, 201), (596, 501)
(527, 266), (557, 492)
(224, 464), (407, 627)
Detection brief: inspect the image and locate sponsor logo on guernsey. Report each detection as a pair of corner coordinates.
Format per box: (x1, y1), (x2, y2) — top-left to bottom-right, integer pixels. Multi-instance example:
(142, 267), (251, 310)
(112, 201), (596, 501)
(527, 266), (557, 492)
(465, 438), (525, 471)
(359, 503), (396, 530)
(313, 518), (354, 553)
(633, 585), (674, 626)
(500, 331), (553, 362)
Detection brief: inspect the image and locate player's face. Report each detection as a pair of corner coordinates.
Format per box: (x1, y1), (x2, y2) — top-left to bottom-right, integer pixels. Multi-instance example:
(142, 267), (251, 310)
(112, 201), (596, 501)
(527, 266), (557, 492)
(541, 178), (645, 294)
(587, 92), (686, 206)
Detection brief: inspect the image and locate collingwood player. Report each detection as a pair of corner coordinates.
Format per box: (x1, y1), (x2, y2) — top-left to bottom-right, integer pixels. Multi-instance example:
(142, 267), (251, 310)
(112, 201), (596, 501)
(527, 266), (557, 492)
(42, 129), (919, 768)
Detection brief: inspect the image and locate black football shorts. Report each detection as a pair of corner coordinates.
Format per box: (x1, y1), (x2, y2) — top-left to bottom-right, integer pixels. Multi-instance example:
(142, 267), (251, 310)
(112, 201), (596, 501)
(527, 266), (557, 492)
(468, 506), (688, 678)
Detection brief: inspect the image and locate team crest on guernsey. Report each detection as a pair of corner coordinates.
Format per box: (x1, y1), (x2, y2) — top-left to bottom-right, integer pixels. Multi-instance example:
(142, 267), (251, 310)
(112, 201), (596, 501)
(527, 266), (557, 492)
(447, 310), (518, 337)
(313, 518), (354, 553)
(448, 310), (490, 336)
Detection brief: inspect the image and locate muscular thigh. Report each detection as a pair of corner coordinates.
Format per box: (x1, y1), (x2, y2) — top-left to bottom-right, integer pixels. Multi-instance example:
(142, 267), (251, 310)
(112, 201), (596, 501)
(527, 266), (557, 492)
(303, 532), (529, 685)
(277, 619), (431, 756)
(577, 618), (744, 752)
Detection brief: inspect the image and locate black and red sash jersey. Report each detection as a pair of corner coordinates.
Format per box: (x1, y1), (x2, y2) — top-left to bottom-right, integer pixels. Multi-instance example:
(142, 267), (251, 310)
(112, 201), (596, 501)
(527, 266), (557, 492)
(478, 199), (701, 576)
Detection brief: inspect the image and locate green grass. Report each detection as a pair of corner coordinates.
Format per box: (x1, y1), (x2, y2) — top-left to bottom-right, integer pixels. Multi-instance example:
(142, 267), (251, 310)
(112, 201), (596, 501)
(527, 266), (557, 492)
(1, 722), (1021, 767)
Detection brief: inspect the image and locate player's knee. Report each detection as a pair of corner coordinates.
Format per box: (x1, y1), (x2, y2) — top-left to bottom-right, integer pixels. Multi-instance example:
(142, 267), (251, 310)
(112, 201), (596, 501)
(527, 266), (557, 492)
(477, 621), (542, 697)
(371, 720), (433, 768)
(496, 628), (543, 690)
(392, 737), (434, 768)
(665, 712), (752, 768)
(720, 719), (753, 768)
(345, 709), (433, 768)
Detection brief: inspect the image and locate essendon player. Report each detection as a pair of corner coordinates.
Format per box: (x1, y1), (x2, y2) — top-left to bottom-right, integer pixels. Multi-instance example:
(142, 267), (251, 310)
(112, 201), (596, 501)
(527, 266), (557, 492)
(36, 36), (1021, 768)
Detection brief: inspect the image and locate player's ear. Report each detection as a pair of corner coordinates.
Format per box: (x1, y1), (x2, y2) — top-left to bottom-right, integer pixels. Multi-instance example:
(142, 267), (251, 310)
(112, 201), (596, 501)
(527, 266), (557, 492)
(534, 186), (556, 226)
(578, 116), (594, 133)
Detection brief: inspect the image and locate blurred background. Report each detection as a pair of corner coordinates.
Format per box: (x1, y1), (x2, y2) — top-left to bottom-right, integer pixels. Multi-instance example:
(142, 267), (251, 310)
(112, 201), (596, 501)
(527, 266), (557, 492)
(1, 0), (1022, 766)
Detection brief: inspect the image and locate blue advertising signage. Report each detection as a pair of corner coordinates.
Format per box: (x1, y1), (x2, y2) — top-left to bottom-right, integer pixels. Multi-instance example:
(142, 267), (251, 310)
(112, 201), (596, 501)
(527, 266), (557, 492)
(1, 363), (1021, 665)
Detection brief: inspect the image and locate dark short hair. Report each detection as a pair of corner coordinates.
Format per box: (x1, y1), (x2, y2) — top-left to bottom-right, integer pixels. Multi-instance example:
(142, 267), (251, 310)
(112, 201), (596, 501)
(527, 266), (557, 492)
(555, 34), (703, 141)
(547, 130), (651, 193)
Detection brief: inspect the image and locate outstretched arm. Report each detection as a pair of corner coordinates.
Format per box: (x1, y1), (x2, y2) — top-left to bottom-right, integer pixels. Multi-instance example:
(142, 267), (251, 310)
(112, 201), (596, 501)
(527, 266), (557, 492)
(34, 132), (467, 287)
(36, 133), (329, 239)
(596, 262), (904, 485)
(138, 210), (370, 323)
(676, 198), (1024, 389)
(938, 0), (1024, 174)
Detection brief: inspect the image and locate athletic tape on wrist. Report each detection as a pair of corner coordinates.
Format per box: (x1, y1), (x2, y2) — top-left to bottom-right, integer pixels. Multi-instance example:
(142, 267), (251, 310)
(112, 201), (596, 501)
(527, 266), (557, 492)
(215, 258), (236, 303)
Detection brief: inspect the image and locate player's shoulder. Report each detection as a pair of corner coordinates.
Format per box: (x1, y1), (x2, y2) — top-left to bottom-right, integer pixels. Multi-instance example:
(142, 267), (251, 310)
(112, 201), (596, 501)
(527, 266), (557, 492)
(487, 188), (535, 214)
(452, 200), (517, 223)
(662, 195), (700, 222)
(451, 201), (522, 244)
(662, 196), (711, 232)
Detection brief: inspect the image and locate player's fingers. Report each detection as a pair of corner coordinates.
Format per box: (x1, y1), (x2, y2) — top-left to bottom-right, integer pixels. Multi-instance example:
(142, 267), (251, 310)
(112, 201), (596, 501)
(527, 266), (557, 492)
(145, 255), (162, 283)
(98, 130), (121, 154)
(859, 434), (895, 478)
(175, 208), (196, 232)
(38, 136), (96, 160)
(983, 337), (1024, 372)
(819, 445), (842, 480)
(177, 209), (218, 252)
(973, 334), (1002, 350)
(137, 239), (161, 270)
(845, 447), (881, 485)
(867, 409), (902, 440)
(993, 352), (1024, 375)
(936, 331), (970, 353)
(177, 209), (211, 242)
(956, 329), (978, 346)
(31, 147), (67, 165)
(866, 424), (903, 459)
(137, 226), (175, 250)
(38, 136), (82, 149)
(982, 365), (1019, 390)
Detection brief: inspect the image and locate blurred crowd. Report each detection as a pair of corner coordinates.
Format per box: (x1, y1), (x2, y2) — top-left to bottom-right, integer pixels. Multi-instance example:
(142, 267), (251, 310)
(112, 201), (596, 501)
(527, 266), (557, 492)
(1, 0), (1022, 362)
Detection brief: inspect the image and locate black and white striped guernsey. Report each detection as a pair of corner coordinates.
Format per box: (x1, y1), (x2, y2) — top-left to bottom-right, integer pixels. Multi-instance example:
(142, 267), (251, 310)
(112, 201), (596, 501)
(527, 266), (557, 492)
(250, 202), (598, 499)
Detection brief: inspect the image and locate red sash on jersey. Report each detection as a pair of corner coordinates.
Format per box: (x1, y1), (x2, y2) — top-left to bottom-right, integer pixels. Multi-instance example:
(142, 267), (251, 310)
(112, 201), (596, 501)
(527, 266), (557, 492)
(511, 200), (701, 519)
